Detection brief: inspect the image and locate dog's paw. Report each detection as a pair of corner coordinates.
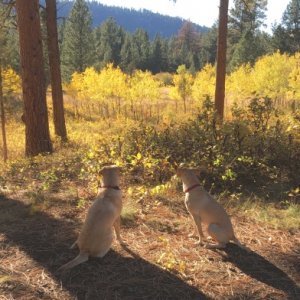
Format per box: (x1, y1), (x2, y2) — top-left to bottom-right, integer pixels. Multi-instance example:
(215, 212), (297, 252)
(188, 233), (197, 238)
(193, 240), (204, 247)
(204, 243), (226, 249)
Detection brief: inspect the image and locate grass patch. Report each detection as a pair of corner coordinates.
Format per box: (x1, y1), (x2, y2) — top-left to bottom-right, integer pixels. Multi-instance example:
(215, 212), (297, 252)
(121, 200), (139, 227)
(225, 195), (300, 230)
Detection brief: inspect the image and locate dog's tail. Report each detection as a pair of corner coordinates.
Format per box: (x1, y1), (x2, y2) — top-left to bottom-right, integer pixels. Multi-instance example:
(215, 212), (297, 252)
(231, 236), (250, 252)
(70, 240), (77, 249)
(57, 253), (88, 272)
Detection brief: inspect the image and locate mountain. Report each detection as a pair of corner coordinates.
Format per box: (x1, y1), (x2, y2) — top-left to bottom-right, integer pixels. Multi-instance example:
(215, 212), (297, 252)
(56, 0), (209, 38)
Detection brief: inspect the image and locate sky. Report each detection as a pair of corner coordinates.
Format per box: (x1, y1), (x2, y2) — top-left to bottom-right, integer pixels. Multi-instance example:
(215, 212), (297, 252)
(98, 0), (290, 32)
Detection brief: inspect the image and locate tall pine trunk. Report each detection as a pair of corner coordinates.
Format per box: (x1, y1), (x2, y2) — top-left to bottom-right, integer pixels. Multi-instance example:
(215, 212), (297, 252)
(215, 0), (229, 120)
(46, 0), (67, 142)
(0, 63), (8, 162)
(16, 0), (53, 156)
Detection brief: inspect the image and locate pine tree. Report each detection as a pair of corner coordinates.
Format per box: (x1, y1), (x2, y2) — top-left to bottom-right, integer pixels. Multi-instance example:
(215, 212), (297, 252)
(46, 0), (67, 141)
(282, 0), (300, 52)
(150, 34), (168, 73)
(120, 33), (135, 73)
(0, 2), (20, 161)
(199, 24), (218, 67)
(61, 0), (95, 81)
(228, 0), (268, 69)
(175, 21), (201, 71)
(132, 29), (151, 71)
(95, 17), (124, 68)
(16, 0), (53, 156)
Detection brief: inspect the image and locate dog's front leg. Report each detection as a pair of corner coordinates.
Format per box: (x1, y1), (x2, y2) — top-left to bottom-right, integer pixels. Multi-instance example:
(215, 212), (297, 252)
(114, 216), (125, 244)
(191, 213), (205, 246)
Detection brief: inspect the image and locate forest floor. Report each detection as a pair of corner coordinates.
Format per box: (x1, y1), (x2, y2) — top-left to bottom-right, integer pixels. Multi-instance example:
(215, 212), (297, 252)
(0, 181), (299, 300)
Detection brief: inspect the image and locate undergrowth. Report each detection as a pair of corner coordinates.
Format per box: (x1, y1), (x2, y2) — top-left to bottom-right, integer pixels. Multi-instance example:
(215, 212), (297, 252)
(0, 97), (299, 230)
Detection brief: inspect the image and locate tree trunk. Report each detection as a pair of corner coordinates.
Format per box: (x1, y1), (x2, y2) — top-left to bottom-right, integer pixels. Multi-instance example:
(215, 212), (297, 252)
(0, 63), (8, 162)
(16, 0), (53, 156)
(46, 0), (67, 141)
(215, 0), (229, 120)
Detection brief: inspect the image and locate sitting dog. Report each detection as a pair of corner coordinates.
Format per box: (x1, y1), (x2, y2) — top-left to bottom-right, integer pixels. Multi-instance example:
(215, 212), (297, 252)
(176, 166), (246, 249)
(58, 165), (124, 271)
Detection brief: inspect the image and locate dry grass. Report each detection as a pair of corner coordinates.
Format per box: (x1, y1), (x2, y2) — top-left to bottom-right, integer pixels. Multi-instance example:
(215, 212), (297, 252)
(0, 185), (299, 300)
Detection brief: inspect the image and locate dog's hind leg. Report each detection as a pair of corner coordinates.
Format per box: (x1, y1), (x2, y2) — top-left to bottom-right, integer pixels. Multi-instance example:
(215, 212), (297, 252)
(206, 223), (229, 249)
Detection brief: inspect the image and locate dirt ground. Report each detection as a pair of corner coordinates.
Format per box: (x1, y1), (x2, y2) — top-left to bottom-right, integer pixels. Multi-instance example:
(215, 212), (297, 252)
(0, 190), (299, 300)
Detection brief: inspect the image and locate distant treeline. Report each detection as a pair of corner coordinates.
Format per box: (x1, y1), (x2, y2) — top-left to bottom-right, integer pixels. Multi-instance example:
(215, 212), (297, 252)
(4, 0), (300, 82)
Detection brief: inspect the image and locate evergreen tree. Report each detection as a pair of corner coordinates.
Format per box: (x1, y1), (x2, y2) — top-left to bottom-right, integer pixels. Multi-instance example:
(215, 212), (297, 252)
(120, 33), (135, 73)
(132, 29), (151, 70)
(46, 0), (67, 141)
(16, 0), (53, 156)
(272, 1), (300, 54)
(199, 24), (218, 67)
(272, 24), (292, 53)
(282, 0), (300, 52)
(175, 21), (202, 71)
(95, 17), (124, 68)
(61, 0), (95, 81)
(150, 34), (168, 73)
(228, 0), (268, 69)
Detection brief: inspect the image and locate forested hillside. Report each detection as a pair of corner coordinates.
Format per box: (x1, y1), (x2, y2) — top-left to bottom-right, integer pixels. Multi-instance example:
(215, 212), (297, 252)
(55, 0), (208, 38)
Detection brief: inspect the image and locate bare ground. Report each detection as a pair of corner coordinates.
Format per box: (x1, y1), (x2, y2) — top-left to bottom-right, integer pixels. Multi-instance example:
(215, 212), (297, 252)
(0, 189), (299, 300)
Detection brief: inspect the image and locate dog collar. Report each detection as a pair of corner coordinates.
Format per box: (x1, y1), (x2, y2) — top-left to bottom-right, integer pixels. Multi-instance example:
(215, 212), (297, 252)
(101, 186), (120, 190)
(184, 184), (201, 193)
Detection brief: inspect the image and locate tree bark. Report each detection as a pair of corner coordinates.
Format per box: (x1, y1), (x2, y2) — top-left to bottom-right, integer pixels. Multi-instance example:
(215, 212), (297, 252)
(16, 0), (53, 156)
(0, 63), (8, 162)
(46, 0), (67, 142)
(215, 0), (229, 120)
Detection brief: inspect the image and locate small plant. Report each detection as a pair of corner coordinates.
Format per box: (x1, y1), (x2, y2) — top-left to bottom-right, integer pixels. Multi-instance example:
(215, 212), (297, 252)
(156, 236), (187, 276)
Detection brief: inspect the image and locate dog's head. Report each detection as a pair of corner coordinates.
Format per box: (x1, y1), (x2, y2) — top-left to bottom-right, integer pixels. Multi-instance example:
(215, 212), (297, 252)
(99, 165), (122, 178)
(175, 163), (206, 178)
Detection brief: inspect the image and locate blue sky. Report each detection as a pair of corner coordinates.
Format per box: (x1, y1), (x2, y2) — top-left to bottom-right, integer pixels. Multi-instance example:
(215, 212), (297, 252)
(98, 0), (290, 32)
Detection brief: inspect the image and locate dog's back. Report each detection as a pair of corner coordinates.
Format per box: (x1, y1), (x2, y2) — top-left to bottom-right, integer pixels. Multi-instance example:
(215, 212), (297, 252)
(77, 189), (122, 256)
(186, 189), (233, 229)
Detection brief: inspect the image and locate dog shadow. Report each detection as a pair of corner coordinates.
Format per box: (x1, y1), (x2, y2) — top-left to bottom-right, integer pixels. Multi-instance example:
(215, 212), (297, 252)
(0, 195), (209, 300)
(220, 243), (300, 299)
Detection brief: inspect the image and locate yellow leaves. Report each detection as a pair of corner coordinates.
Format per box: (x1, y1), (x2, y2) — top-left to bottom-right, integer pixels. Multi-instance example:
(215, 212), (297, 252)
(288, 52), (300, 101)
(192, 64), (215, 104)
(150, 182), (172, 196)
(65, 64), (128, 105)
(2, 67), (21, 96)
(253, 51), (292, 101)
(226, 63), (253, 105)
(170, 65), (193, 101)
(129, 70), (160, 104)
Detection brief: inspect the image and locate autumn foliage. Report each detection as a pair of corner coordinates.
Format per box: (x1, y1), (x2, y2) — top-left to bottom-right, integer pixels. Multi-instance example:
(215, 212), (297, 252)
(65, 52), (300, 121)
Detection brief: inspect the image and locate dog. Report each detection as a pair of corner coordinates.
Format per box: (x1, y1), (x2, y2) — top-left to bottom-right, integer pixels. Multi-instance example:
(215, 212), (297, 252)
(58, 165), (124, 271)
(176, 166), (246, 250)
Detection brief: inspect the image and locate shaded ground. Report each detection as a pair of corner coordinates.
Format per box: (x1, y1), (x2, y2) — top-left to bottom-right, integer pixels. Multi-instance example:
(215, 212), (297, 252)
(0, 191), (299, 300)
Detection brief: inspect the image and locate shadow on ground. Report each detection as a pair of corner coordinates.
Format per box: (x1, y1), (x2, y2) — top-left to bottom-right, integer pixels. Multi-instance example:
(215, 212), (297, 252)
(0, 195), (208, 300)
(221, 243), (300, 300)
